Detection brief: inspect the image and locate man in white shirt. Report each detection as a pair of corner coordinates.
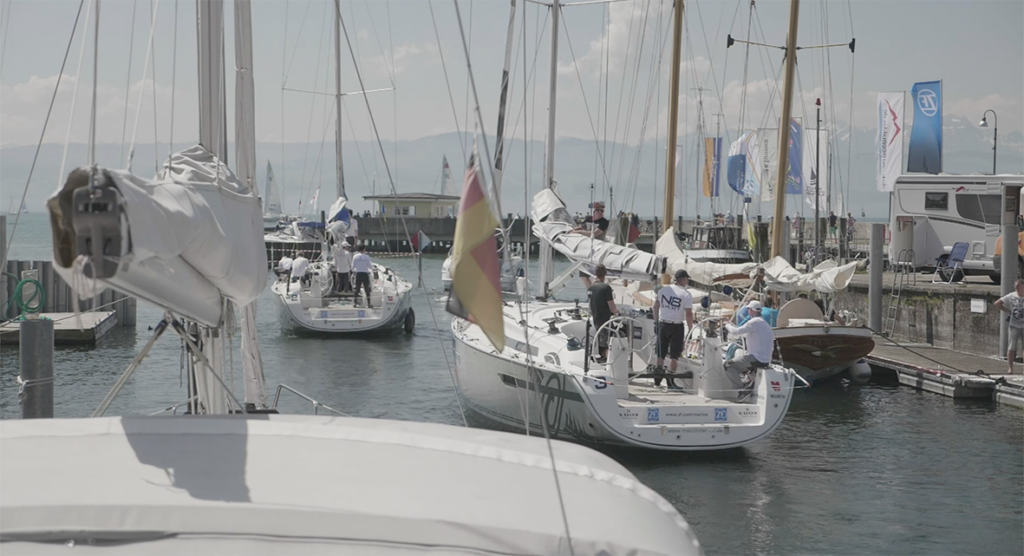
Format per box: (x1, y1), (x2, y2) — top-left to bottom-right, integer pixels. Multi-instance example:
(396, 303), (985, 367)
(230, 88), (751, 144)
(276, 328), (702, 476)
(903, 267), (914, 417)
(724, 300), (774, 376)
(995, 279), (1024, 374)
(290, 255), (311, 287)
(346, 216), (359, 247)
(275, 255), (293, 281)
(651, 269), (695, 388)
(333, 242), (352, 294)
(351, 244), (374, 308)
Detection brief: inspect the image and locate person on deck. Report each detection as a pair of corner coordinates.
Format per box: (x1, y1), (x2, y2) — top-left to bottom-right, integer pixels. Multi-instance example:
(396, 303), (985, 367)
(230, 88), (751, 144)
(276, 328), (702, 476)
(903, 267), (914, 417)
(333, 242), (352, 294)
(352, 244), (374, 308)
(587, 264), (618, 363)
(995, 279), (1024, 374)
(828, 211), (838, 238)
(724, 300), (774, 376)
(290, 255), (310, 288)
(572, 202), (609, 240)
(652, 269), (695, 388)
(275, 255), (293, 281)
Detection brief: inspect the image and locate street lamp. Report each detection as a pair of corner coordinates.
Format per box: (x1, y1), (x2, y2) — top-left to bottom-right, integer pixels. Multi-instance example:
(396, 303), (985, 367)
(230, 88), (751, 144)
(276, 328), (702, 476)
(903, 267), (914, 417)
(979, 109), (998, 175)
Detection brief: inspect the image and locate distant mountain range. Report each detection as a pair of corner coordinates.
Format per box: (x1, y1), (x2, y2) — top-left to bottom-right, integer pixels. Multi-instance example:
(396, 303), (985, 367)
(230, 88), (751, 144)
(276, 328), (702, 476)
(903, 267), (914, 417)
(2, 115), (1021, 220)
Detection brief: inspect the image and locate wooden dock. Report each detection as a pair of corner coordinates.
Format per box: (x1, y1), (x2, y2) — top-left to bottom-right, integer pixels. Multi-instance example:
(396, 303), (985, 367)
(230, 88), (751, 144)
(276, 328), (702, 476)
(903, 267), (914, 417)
(867, 335), (1024, 408)
(0, 312), (119, 345)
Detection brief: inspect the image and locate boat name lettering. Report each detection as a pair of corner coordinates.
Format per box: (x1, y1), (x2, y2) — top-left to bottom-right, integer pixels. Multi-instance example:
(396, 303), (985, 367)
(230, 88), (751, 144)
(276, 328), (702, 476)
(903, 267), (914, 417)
(769, 393), (787, 400)
(618, 411), (640, 419)
(737, 409), (759, 417)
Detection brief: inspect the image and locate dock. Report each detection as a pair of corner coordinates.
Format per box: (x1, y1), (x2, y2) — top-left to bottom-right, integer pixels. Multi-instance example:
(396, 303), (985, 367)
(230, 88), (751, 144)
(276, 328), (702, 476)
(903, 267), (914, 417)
(866, 334), (1024, 408)
(0, 312), (119, 345)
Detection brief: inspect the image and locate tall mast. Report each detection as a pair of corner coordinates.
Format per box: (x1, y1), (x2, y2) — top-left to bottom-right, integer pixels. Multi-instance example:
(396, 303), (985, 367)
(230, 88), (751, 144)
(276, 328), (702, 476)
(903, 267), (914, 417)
(661, 0), (683, 283)
(333, 0), (346, 200)
(494, 0), (517, 268)
(769, 0), (800, 260)
(539, 0), (560, 297)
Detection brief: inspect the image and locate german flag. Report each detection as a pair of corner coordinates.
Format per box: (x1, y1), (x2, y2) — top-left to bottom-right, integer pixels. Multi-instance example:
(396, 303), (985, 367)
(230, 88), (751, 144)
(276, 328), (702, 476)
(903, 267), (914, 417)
(446, 147), (505, 351)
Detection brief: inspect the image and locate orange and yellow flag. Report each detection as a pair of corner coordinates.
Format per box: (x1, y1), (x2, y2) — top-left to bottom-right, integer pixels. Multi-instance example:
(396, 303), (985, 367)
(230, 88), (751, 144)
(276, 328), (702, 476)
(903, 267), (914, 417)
(445, 148), (505, 351)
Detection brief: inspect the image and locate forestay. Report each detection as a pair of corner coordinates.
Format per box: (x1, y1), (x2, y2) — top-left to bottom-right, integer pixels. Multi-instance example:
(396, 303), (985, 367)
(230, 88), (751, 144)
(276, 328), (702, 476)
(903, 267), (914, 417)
(48, 145), (267, 327)
(532, 190), (665, 281)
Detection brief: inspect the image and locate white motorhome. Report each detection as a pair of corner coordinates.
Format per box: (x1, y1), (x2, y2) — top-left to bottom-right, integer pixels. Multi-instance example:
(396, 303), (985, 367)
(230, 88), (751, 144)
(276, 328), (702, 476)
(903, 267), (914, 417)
(889, 174), (1024, 283)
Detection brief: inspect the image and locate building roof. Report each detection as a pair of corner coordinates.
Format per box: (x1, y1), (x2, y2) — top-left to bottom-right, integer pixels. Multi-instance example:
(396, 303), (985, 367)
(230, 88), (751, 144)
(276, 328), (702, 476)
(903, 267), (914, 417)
(363, 192), (461, 202)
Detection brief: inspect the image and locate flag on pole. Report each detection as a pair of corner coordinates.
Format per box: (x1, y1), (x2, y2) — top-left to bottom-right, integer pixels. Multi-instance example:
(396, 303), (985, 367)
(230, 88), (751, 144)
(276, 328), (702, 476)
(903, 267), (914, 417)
(310, 188), (320, 213)
(876, 91), (905, 191)
(446, 144), (505, 351)
(411, 230), (433, 253)
(702, 137), (722, 197)
(908, 81), (942, 173)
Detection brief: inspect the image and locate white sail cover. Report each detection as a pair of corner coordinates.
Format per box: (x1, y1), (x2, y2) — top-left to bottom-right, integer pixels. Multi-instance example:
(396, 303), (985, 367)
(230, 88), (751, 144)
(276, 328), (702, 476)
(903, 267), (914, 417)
(657, 228), (861, 293)
(532, 190), (664, 281)
(1, 416), (702, 556)
(48, 146), (268, 327)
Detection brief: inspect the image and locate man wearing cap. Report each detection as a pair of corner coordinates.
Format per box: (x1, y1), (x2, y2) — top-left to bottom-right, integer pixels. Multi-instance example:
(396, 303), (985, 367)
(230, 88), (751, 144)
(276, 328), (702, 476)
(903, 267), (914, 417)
(652, 269), (694, 388)
(724, 300), (774, 379)
(572, 202), (609, 240)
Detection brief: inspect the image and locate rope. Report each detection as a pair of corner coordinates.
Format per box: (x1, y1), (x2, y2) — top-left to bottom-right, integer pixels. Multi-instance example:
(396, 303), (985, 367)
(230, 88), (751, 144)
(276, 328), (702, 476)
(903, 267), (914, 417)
(119, 0), (138, 165)
(17, 375), (55, 403)
(12, 278), (46, 316)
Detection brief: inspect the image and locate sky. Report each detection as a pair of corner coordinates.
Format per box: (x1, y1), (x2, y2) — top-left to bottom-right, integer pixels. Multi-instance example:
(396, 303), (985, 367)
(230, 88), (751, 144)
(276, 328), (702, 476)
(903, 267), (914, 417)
(0, 0), (1022, 218)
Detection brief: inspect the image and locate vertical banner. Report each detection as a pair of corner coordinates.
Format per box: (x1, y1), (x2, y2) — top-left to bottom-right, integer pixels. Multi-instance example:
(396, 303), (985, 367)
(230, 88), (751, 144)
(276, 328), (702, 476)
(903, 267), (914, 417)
(908, 81), (942, 174)
(754, 128), (779, 202)
(786, 118), (804, 194)
(727, 132), (749, 195)
(803, 128), (829, 210)
(876, 91), (905, 191)
(702, 137), (722, 197)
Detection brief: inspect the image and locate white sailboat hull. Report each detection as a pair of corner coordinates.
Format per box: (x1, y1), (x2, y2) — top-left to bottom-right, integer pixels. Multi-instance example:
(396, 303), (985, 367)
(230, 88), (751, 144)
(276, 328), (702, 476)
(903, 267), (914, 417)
(452, 303), (796, 451)
(273, 262), (413, 334)
(442, 254), (523, 292)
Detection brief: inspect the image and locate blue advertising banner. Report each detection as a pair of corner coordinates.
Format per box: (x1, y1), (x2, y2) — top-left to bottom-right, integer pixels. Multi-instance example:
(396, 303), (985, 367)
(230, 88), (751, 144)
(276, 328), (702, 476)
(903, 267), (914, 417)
(907, 81), (942, 174)
(785, 118), (803, 194)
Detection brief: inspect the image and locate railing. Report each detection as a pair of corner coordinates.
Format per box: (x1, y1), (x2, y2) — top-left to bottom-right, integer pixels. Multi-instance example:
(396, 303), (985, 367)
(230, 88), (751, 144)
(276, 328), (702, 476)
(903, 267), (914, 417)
(272, 384), (348, 416)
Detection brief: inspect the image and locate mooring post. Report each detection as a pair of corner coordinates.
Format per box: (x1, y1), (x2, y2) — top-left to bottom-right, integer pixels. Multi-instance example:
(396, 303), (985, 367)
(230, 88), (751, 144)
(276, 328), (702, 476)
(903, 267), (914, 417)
(1000, 185), (1021, 357)
(869, 223), (884, 332)
(20, 318), (55, 418)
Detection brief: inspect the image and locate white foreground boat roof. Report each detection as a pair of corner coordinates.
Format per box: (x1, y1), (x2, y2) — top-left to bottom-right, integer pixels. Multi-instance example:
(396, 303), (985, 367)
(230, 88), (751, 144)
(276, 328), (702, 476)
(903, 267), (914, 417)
(1, 415), (701, 555)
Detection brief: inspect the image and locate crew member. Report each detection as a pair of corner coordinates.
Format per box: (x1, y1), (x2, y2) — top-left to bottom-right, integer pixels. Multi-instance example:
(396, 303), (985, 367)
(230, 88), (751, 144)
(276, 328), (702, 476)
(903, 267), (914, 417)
(724, 300), (774, 376)
(276, 254), (294, 281)
(652, 269), (694, 388)
(290, 255), (310, 288)
(352, 244), (374, 308)
(572, 202), (609, 240)
(587, 264), (618, 362)
(334, 241), (352, 294)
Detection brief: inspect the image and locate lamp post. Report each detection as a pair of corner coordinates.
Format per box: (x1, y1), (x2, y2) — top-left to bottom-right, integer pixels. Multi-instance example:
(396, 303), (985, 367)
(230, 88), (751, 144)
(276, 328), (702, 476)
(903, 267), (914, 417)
(979, 109), (998, 175)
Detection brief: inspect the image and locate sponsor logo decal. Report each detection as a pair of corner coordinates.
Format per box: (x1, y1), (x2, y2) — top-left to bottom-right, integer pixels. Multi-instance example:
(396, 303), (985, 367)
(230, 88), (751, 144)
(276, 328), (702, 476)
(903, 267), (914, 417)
(738, 409), (759, 417)
(358, 310), (367, 318)
(319, 310), (328, 319)
(648, 408), (660, 422)
(594, 378), (607, 390)
(917, 88), (938, 117)
(714, 407), (727, 422)
(771, 380), (781, 392)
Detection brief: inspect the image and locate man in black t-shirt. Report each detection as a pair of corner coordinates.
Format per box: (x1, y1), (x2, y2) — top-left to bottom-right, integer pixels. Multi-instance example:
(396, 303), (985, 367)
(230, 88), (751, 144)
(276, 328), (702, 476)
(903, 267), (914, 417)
(587, 264), (618, 362)
(573, 201), (609, 240)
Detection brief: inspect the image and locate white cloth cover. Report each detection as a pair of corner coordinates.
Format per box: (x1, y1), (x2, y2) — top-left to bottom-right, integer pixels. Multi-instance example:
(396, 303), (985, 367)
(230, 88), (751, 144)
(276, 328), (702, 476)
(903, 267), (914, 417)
(47, 146), (268, 327)
(532, 190), (664, 281)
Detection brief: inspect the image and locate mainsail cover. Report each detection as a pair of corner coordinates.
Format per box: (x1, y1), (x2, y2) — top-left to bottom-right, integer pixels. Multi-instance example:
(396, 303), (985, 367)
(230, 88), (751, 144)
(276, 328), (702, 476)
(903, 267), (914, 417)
(532, 190), (664, 281)
(656, 228), (861, 293)
(48, 145), (268, 327)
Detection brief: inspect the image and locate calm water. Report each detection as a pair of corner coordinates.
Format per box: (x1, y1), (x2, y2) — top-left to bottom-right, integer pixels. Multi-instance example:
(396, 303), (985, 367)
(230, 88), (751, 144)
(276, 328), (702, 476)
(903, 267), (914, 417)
(3, 213), (1022, 555)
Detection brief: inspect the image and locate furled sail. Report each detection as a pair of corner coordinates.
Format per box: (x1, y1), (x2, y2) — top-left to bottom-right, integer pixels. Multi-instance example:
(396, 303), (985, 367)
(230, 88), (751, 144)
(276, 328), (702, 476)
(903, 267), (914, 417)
(47, 145), (268, 327)
(532, 190), (665, 281)
(657, 228), (861, 292)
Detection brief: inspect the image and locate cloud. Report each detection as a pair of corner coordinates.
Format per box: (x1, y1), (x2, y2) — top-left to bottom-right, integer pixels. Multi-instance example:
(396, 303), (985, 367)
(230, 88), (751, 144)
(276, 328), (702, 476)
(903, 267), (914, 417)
(369, 42), (440, 78)
(557, 0), (672, 80)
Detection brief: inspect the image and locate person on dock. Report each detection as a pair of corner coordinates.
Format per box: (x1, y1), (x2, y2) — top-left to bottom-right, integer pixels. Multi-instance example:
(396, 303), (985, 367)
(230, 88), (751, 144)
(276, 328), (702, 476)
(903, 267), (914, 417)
(829, 211), (838, 238)
(724, 300), (774, 377)
(652, 269), (694, 389)
(352, 244), (374, 308)
(333, 242), (352, 294)
(572, 202), (609, 240)
(994, 278), (1024, 374)
(587, 264), (618, 363)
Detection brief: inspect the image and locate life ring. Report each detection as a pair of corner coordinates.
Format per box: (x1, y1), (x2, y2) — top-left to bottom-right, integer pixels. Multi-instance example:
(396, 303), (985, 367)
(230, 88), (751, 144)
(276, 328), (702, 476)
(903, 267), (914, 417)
(404, 308), (416, 334)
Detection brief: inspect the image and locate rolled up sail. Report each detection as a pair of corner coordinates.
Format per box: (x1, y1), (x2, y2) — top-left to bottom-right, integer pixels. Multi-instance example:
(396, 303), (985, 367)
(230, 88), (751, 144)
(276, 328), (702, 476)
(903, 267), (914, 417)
(47, 145), (267, 327)
(532, 190), (664, 281)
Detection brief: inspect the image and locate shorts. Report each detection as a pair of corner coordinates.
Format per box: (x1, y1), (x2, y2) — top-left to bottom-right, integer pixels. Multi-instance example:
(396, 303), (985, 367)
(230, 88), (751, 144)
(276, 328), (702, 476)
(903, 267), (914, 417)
(1010, 327), (1024, 353)
(657, 322), (686, 360)
(593, 319), (610, 350)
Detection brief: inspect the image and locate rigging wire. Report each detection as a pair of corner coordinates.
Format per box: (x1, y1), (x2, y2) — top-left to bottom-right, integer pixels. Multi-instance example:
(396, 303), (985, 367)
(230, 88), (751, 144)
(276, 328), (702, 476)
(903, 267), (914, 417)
(58, 0), (95, 189)
(119, 0), (138, 166)
(295, 0), (332, 215)
(1, 0), (86, 273)
(149, 0), (158, 174)
(427, 0), (467, 162)
(127, 0), (161, 172)
(0, 0), (13, 77)
(280, 0), (290, 212)
(168, 0), (178, 158)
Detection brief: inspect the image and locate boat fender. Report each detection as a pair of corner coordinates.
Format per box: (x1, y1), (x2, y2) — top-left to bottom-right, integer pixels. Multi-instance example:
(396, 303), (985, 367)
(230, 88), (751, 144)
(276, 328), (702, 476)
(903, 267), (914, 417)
(404, 308), (415, 334)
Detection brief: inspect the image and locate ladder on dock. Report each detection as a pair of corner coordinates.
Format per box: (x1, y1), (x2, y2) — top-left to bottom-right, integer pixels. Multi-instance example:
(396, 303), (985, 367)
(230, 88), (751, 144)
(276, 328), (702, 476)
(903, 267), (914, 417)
(883, 249), (914, 337)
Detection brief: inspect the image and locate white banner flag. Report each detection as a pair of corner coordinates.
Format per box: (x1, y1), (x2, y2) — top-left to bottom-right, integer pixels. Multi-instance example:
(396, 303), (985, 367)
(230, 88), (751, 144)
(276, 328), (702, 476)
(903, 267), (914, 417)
(751, 128), (778, 202)
(803, 127), (829, 211)
(876, 92), (905, 192)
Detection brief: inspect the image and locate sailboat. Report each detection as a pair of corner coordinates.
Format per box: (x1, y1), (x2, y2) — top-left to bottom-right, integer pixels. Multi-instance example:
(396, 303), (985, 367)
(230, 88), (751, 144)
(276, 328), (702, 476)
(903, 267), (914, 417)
(261, 160), (286, 230)
(7, 197), (27, 214)
(451, 0), (798, 451)
(270, 0), (413, 335)
(1, 2), (701, 553)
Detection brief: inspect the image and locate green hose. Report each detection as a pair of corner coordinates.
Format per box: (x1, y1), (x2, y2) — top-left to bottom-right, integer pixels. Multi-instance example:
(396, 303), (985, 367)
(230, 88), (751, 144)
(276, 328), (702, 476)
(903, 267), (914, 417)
(13, 278), (45, 316)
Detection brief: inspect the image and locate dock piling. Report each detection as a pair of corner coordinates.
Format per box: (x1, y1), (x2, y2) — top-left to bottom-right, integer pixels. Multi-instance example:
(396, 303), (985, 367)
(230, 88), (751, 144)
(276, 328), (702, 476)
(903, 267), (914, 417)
(19, 318), (55, 418)
(869, 223), (884, 332)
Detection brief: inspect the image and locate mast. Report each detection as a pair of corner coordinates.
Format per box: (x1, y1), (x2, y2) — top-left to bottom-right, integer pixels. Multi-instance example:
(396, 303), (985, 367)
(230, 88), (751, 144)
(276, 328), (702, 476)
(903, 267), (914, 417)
(539, 0), (560, 297)
(494, 0), (517, 269)
(661, 0), (684, 284)
(769, 0), (800, 260)
(333, 0), (346, 200)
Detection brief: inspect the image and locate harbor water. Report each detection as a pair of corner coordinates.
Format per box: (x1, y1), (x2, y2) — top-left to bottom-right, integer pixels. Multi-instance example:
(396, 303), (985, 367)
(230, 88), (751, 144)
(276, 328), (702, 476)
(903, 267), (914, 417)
(2, 214), (1022, 555)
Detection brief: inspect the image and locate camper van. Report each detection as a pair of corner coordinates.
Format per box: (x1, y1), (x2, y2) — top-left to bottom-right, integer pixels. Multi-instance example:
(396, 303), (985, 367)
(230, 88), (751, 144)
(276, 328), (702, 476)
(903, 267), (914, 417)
(889, 174), (1024, 283)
